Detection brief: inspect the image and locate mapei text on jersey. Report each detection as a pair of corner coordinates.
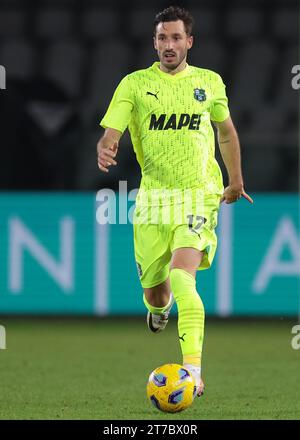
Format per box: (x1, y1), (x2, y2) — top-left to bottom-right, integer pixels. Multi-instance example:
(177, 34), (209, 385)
(149, 113), (201, 130)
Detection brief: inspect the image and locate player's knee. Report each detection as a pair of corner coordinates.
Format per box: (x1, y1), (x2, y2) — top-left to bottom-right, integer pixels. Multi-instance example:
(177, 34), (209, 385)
(170, 249), (203, 275)
(171, 264), (196, 278)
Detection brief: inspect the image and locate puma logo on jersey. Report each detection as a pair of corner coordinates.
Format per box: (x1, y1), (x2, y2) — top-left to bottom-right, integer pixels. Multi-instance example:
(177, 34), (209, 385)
(146, 91), (159, 100)
(149, 113), (201, 130)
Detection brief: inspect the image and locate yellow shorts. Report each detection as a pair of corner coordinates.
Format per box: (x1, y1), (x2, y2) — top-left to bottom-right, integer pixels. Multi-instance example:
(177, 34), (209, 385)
(133, 195), (220, 288)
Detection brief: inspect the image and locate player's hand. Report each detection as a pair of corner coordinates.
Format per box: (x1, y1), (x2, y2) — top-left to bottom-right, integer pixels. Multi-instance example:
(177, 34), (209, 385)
(220, 184), (253, 204)
(97, 140), (118, 173)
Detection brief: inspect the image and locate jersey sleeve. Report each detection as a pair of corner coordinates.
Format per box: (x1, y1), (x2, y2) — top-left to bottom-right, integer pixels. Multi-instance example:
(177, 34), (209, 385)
(210, 74), (230, 122)
(100, 75), (134, 133)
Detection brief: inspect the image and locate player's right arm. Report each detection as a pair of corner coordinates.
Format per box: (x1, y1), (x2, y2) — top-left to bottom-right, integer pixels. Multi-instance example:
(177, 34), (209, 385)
(97, 75), (134, 173)
(97, 128), (122, 173)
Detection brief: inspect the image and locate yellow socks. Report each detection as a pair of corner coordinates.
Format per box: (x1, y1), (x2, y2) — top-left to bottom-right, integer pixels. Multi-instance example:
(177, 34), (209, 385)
(169, 268), (205, 368)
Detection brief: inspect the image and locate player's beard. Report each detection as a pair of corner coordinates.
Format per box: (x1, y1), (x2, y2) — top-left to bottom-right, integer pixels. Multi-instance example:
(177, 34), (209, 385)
(160, 50), (187, 71)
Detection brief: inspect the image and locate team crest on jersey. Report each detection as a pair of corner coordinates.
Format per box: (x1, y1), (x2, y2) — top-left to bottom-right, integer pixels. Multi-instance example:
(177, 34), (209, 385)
(194, 88), (206, 102)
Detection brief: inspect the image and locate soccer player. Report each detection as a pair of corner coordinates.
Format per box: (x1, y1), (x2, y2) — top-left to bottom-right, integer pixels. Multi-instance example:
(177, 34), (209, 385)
(97, 6), (253, 398)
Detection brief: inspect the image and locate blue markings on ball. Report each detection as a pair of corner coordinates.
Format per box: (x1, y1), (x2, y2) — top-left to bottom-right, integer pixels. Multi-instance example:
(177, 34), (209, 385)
(153, 373), (167, 387)
(168, 387), (185, 404)
(150, 395), (161, 409)
(179, 368), (190, 381)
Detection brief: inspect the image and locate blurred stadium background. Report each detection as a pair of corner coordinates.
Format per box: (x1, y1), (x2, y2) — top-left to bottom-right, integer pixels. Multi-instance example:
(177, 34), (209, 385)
(0, 0), (298, 316)
(0, 0), (299, 420)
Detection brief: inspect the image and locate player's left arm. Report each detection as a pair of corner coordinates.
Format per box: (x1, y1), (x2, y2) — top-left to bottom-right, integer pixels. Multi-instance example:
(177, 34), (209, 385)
(214, 116), (253, 204)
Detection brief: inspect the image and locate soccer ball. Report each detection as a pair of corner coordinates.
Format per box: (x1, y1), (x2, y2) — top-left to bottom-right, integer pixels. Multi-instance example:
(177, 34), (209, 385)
(146, 363), (195, 413)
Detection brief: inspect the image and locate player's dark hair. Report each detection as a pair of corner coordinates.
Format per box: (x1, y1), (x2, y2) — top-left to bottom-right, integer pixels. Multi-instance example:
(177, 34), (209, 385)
(154, 6), (194, 36)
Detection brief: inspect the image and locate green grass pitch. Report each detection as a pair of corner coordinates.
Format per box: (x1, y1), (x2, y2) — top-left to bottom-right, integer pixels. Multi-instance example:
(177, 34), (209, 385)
(0, 317), (299, 420)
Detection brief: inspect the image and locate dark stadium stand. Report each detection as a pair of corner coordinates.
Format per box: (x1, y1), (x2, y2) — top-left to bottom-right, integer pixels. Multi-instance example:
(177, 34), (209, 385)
(0, 0), (298, 191)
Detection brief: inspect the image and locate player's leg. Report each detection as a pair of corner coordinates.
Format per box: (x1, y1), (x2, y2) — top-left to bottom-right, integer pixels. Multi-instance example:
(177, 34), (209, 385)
(144, 277), (171, 308)
(169, 195), (220, 396)
(170, 247), (205, 397)
(133, 221), (174, 332)
(144, 278), (174, 333)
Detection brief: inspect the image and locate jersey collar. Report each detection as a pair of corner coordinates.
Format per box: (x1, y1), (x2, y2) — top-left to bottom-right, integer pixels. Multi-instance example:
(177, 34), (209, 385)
(152, 61), (191, 80)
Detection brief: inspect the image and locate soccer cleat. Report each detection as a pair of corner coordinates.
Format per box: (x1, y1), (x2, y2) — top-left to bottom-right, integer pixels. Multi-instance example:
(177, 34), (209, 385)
(147, 293), (174, 333)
